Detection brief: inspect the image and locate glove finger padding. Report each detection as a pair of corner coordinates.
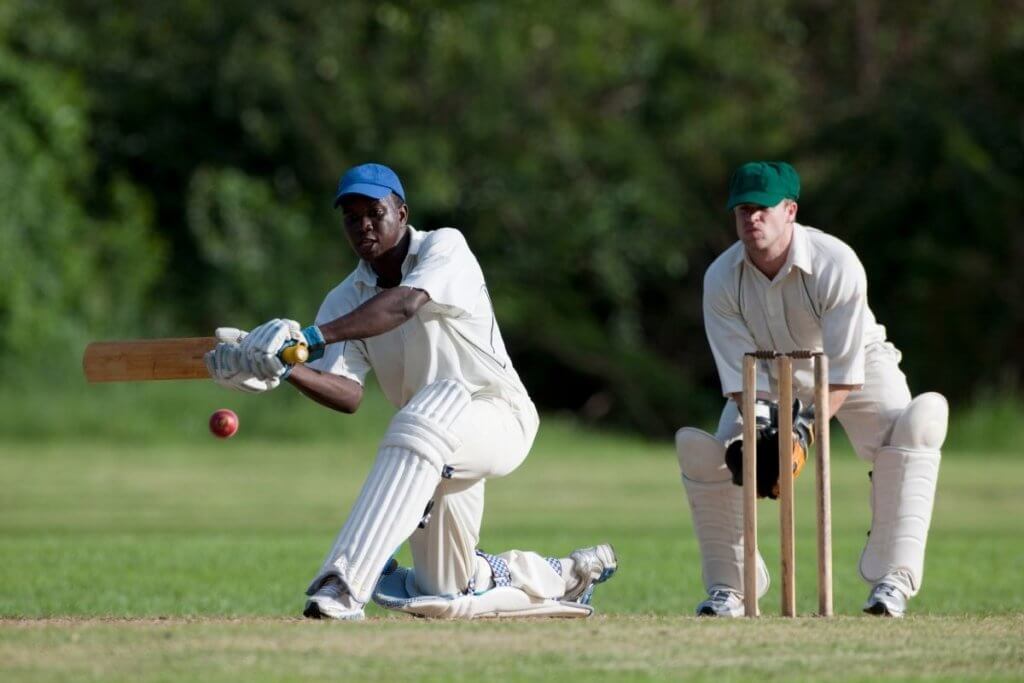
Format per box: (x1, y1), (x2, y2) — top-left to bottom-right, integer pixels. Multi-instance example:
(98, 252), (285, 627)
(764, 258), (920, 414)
(725, 428), (811, 501)
(205, 343), (241, 380)
(239, 347), (289, 381)
(242, 318), (302, 357)
(214, 327), (248, 344)
(204, 342), (280, 393)
(234, 374), (280, 393)
(239, 318), (301, 381)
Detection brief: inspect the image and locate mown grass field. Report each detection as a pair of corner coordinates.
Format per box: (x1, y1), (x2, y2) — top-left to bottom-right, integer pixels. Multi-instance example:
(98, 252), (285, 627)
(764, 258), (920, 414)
(1, 383), (1022, 681)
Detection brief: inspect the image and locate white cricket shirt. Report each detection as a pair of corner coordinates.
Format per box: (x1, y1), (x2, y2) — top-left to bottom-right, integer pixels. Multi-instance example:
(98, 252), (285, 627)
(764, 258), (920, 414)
(308, 226), (533, 412)
(703, 223), (889, 395)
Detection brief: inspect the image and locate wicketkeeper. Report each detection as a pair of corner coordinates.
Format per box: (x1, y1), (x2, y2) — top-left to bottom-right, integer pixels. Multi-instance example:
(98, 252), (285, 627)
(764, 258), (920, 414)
(676, 161), (947, 617)
(205, 163), (617, 620)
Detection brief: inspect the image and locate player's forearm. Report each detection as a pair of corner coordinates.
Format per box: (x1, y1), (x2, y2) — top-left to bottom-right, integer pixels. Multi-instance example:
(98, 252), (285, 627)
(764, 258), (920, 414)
(287, 365), (364, 413)
(826, 385), (854, 417)
(318, 287), (429, 343)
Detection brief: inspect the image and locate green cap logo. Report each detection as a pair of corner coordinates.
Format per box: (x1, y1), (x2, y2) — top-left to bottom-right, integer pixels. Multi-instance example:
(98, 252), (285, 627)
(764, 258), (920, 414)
(726, 161), (801, 211)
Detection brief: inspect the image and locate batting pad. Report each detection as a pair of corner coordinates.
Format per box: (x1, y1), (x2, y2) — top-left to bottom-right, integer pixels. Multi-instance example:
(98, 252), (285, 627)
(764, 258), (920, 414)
(677, 427), (770, 597)
(381, 378), (471, 466)
(308, 446), (442, 603)
(372, 563), (594, 619)
(307, 379), (471, 604)
(860, 393), (947, 595)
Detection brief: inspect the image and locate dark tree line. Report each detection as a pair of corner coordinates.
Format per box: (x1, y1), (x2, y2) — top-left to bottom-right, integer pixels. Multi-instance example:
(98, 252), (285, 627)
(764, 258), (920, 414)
(2, 1), (1022, 433)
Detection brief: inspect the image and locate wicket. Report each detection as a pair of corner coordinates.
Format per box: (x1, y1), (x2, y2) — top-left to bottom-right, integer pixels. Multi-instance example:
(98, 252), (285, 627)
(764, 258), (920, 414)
(741, 350), (833, 617)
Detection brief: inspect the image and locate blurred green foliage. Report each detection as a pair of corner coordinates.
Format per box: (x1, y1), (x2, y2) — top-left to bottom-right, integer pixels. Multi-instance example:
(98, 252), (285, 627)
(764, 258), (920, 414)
(1, 1), (1022, 433)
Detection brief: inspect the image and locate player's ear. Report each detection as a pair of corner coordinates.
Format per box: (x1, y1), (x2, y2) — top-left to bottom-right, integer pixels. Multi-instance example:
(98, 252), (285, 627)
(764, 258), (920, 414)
(786, 200), (798, 222)
(393, 193), (409, 225)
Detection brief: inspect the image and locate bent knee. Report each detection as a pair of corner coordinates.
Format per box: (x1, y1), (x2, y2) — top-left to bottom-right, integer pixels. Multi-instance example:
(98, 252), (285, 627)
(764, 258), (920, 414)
(675, 427), (729, 482)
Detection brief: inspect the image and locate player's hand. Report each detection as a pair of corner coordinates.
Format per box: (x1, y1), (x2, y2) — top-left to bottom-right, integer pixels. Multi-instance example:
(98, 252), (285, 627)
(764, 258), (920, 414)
(204, 328), (281, 393)
(792, 399), (816, 453)
(725, 399), (810, 499)
(239, 318), (303, 380)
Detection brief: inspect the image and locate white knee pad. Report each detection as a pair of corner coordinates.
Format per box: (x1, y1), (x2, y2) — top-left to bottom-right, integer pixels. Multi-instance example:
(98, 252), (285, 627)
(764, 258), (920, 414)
(308, 380), (471, 603)
(381, 378), (472, 470)
(859, 393), (947, 595)
(677, 427), (769, 598)
(887, 392), (948, 451)
(372, 563), (593, 619)
(676, 427), (731, 483)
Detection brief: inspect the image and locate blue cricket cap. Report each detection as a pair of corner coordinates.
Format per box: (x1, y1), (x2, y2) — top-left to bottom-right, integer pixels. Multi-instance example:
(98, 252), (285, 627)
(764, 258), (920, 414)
(333, 163), (406, 207)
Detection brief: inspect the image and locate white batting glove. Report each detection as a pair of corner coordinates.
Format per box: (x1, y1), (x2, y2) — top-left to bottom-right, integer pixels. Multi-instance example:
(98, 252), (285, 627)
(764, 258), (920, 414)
(204, 327), (280, 393)
(214, 327), (248, 345)
(239, 318), (303, 381)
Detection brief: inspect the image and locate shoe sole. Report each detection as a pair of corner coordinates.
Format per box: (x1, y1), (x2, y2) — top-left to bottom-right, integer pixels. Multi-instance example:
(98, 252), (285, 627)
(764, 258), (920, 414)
(695, 601), (744, 618)
(863, 602), (904, 618)
(303, 598), (365, 621)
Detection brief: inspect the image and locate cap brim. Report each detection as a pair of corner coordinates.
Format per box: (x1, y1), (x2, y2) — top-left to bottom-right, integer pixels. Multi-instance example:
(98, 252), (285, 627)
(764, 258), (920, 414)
(333, 183), (393, 207)
(726, 191), (786, 211)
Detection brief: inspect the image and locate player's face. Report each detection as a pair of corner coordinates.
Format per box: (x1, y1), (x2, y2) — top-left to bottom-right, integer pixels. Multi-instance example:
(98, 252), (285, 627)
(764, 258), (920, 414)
(734, 200), (797, 252)
(340, 193), (409, 261)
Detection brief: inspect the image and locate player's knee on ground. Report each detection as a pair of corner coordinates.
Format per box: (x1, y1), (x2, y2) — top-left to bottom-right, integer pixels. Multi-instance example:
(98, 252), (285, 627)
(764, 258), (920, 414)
(675, 427), (730, 483)
(409, 478), (485, 597)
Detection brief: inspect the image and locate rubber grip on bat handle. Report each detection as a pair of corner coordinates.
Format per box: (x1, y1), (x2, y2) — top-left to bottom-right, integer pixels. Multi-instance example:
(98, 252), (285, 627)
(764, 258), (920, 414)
(279, 343), (309, 365)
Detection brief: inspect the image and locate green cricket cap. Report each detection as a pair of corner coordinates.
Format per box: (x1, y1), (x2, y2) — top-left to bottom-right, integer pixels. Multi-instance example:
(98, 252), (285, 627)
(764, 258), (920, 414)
(726, 161), (801, 210)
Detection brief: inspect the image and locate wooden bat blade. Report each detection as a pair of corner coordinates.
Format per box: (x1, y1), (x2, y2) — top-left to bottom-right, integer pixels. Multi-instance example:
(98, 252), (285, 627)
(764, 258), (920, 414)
(83, 337), (216, 382)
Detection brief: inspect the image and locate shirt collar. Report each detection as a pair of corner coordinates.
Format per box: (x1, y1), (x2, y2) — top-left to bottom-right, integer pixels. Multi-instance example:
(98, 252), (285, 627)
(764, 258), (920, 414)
(352, 225), (424, 288)
(731, 222), (813, 277)
(788, 223), (813, 276)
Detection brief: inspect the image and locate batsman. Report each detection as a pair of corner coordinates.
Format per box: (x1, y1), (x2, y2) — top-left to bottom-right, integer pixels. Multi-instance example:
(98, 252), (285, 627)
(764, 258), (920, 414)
(676, 161), (948, 617)
(204, 163), (616, 620)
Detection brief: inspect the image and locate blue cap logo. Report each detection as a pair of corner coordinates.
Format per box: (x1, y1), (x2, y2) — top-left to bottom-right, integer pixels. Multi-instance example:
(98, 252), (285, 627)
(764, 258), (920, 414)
(333, 163), (405, 207)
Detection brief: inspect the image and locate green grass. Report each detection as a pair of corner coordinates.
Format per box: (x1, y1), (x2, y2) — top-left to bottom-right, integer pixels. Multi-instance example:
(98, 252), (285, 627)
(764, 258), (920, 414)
(1, 382), (1023, 681)
(3, 616), (1022, 682)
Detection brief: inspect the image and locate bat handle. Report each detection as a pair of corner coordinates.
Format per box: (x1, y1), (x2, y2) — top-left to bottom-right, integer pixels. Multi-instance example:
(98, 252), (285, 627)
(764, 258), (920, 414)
(280, 343), (309, 366)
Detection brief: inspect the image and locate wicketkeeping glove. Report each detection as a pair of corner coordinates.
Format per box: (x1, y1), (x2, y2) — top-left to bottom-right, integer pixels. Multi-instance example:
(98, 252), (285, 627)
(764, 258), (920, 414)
(725, 399), (814, 499)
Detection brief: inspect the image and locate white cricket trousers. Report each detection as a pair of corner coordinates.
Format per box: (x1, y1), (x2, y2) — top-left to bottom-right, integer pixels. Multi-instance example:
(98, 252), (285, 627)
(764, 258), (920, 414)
(409, 396), (557, 596)
(716, 342), (912, 460)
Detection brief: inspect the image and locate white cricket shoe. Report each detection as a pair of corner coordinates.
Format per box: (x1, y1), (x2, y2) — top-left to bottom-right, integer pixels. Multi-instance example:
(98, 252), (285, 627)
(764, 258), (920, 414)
(863, 582), (908, 618)
(696, 588), (745, 617)
(564, 544), (618, 604)
(303, 576), (365, 621)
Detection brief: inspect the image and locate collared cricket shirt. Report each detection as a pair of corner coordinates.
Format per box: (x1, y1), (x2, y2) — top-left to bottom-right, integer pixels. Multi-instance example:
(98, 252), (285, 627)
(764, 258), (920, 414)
(703, 223), (890, 396)
(308, 226), (532, 414)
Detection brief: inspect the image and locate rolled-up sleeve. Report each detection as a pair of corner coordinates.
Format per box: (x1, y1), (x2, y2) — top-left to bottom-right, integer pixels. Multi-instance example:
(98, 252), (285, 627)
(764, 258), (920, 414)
(401, 228), (485, 318)
(818, 251), (867, 385)
(704, 265), (764, 396)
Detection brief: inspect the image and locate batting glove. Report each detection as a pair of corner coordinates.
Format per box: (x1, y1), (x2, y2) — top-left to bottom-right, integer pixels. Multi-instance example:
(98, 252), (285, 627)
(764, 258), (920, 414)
(239, 318), (303, 380)
(204, 328), (280, 393)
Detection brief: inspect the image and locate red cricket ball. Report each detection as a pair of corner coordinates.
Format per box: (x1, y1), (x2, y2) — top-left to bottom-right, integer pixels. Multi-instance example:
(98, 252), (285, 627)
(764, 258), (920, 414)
(209, 408), (239, 439)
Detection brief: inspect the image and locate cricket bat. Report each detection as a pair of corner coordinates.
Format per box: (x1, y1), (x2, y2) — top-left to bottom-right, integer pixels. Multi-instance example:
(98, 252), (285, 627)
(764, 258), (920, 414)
(83, 337), (308, 383)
